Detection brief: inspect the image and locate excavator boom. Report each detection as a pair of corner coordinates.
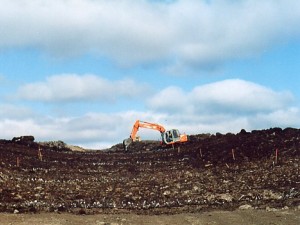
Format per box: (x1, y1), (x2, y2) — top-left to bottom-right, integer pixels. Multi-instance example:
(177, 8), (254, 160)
(130, 120), (165, 140)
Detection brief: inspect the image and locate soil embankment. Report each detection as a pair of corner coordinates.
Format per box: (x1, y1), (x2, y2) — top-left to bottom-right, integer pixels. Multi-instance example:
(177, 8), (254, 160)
(0, 127), (299, 215)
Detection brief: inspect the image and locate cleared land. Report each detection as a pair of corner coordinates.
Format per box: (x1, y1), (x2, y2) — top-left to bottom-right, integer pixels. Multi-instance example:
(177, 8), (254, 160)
(0, 128), (299, 224)
(0, 210), (300, 225)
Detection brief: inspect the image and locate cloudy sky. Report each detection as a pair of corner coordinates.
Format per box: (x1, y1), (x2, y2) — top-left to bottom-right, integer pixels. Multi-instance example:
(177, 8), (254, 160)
(1, 0), (300, 149)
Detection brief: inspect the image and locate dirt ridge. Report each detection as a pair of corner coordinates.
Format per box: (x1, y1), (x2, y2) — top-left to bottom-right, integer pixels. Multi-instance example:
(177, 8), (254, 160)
(0, 127), (299, 214)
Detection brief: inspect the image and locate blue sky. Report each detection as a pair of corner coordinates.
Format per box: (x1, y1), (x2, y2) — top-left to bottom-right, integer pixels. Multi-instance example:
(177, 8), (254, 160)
(1, 0), (300, 149)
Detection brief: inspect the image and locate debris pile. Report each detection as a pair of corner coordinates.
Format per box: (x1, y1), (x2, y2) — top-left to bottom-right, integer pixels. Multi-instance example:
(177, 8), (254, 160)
(0, 127), (299, 214)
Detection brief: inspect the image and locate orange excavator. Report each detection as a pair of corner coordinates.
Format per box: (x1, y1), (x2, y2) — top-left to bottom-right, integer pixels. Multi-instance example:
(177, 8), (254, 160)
(123, 120), (188, 151)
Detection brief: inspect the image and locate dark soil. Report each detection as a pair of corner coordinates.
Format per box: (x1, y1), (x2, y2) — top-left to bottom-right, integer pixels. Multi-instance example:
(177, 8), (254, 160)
(0, 127), (299, 214)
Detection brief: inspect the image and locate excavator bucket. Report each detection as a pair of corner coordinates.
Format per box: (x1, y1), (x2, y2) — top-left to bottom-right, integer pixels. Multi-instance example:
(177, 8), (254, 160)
(123, 138), (132, 151)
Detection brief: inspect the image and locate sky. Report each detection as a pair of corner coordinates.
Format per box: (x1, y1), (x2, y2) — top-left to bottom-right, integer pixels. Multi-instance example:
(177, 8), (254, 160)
(0, 0), (300, 149)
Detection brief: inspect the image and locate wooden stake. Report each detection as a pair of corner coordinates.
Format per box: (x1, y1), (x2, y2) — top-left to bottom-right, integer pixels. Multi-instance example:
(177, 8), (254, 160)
(275, 148), (278, 164)
(232, 149), (236, 161)
(16, 157), (20, 167)
(200, 148), (203, 158)
(38, 146), (43, 161)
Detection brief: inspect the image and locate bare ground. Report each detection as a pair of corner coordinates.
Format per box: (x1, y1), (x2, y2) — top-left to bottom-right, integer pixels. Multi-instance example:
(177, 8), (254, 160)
(0, 209), (299, 225)
(0, 127), (300, 224)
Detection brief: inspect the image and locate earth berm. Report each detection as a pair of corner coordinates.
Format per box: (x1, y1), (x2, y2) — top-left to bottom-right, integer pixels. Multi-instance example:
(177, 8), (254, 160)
(0, 127), (299, 224)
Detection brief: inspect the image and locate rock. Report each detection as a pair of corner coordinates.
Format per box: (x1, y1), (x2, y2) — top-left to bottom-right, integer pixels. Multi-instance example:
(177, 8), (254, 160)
(217, 193), (233, 202)
(263, 190), (282, 200)
(193, 186), (199, 191)
(34, 186), (43, 191)
(163, 190), (171, 196)
(266, 206), (278, 212)
(14, 194), (23, 200)
(239, 204), (253, 210)
(12, 135), (35, 146)
(183, 190), (191, 195)
(39, 140), (71, 151)
(240, 129), (248, 135)
(96, 222), (110, 225)
(13, 209), (19, 214)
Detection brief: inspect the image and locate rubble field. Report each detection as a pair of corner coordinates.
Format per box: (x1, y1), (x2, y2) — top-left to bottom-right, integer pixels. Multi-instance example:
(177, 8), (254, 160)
(0, 127), (299, 214)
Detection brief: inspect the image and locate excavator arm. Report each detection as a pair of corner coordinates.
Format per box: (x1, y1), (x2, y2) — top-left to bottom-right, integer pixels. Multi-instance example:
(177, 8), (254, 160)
(123, 120), (166, 151)
(130, 120), (166, 140)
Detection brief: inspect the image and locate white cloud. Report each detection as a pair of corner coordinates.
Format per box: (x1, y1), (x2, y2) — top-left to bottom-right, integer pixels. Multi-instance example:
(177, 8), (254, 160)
(0, 104), (35, 119)
(190, 79), (293, 113)
(147, 86), (187, 112)
(147, 79), (299, 134)
(148, 79), (293, 113)
(1, 79), (300, 149)
(16, 74), (149, 102)
(0, 109), (167, 149)
(0, 118), (48, 141)
(0, 0), (299, 70)
(251, 107), (300, 129)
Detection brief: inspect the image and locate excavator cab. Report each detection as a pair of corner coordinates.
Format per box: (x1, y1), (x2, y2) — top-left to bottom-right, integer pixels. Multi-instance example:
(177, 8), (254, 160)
(162, 129), (185, 145)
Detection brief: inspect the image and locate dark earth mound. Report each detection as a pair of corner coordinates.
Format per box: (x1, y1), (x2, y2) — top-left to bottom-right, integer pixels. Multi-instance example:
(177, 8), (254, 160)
(0, 128), (299, 214)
